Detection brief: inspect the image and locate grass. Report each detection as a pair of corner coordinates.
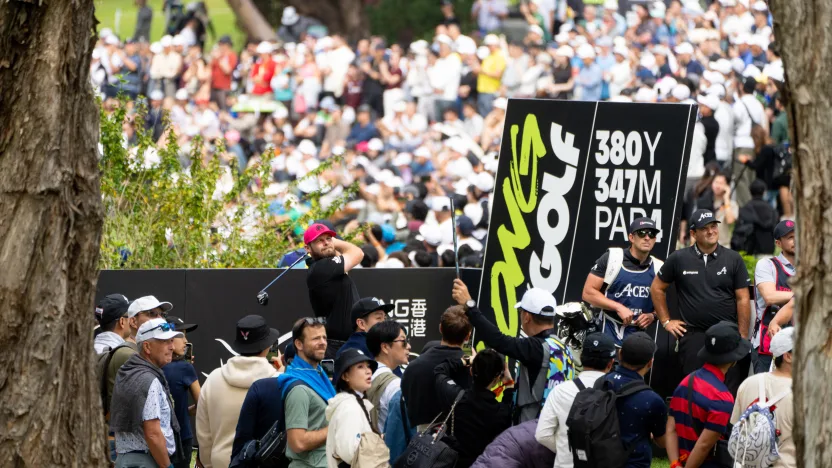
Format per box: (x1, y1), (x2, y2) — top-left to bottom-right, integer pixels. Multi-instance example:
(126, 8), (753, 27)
(652, 458), (671, 468)
(94, 0), (245, 50)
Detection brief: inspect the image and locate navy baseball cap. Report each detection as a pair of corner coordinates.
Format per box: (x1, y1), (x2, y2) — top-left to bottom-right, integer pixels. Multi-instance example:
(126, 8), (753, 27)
(582, 333), (617, 360)
(96, 294), (130, 326)
(689, 209), (721, 230)
(457, 215), (475, 237)
(629, 217), (659, 233)
(773, 219), (795, 239)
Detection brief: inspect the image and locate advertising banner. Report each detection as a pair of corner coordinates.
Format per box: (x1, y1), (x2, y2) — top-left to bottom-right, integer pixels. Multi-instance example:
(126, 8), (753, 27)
(477, 99), (696, 350)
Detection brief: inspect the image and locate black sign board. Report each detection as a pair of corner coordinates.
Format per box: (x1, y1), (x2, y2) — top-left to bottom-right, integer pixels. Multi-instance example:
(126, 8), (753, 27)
(477, 99), (696, 348)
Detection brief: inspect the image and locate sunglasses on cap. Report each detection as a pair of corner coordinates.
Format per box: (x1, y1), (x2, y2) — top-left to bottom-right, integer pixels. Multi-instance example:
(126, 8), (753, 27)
(635, 229), (658, 239)
(140, 322), (176, 335)
(292, 317), (326, 339)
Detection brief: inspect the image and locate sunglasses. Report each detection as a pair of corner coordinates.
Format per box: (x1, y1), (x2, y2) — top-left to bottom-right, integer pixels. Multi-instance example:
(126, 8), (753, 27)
(292, 317), (326, 339)
(392, 338), (410, 345)
(140, 322), (176, 335)
(635, 230), (658, 239)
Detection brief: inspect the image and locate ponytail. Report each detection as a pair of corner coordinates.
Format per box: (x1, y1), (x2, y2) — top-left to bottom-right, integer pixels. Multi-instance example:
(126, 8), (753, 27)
(352, 390), (380, 434)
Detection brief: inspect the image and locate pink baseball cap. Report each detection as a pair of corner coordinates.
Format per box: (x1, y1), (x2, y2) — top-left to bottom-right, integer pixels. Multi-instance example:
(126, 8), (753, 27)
(303, 223), (337, 245)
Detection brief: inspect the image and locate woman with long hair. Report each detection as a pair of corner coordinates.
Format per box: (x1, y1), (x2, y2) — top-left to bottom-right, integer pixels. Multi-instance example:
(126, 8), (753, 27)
(326, 349), (389, 468)
(739, 125), (793, 218)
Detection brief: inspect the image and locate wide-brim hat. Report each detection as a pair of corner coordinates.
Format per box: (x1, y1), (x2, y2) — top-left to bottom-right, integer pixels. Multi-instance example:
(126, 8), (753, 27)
(232, 315), (280, 354)
(697, 321), (753, 364)
(333, 348), (378, 385)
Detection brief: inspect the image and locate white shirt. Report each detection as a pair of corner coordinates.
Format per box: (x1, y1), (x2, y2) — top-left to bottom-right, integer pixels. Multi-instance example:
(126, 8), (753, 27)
(323, 46), (356, 96)
(688, 121), (706, 179)
(428, 54), (462, 101)
(535, 370), (605, 468)
(609, 61), (632, 98)
(371, 364), (402, 431)
(115, 378), (176, 455)
(733, 94), (765, 149)
(714, 101), (735, 162)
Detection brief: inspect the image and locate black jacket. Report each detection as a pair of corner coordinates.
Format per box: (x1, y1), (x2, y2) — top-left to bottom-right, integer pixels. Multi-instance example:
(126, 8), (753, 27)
(731, 198), (778, 255)
(401, 345), (470, 426)
(434, 358), (513, 468)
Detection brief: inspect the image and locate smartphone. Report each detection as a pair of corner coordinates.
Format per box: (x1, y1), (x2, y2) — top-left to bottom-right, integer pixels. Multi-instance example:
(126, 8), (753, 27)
(184, 342), (193, 361)
(321, 359), (335, 378)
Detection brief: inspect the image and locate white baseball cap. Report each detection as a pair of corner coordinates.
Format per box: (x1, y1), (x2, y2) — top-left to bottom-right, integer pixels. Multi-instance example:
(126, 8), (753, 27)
(752, 0), (768, 12)
(436, 34), (453, 46)
(297, 139), (317, 156)
(105, 35), (120, 46)
(515, 288), (557, 316)
(634, 87), (658, 103)
(474, 172), (495, 193)
(368, 138), (384, 152)
(674, 42), (694, 55)
(414, 146), (432, 158)
(393, 152), (412, 166)
(671, 84), (692, 101)
(697, 93), (720, 110)
(256, 41), (274, 54)
(175, 88), (189, 101)
(710, 58), (733, 75)
(477, 46), (491, 60)
(127, 295), (173, 318)
(577, 43), (596, 59)
(160, 35), (173, 47)
(149, 89), (165, 101)
(416, 223), (443, 246)
(613, 45), (629, 58)
(703, 70), (725, 85)
(770, 327), (795, 358)
(457, 36), (477, 55)
(484, 34), (500, 46)
(493, 97), (508, 110)
(604, 0), (619, 9)
(136, 318), (184, 345)
(528, 24), (544, 37)
(707, 83), (726, 99)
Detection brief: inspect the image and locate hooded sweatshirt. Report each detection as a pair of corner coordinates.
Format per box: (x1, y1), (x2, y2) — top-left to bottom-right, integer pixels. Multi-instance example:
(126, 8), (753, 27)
(325, 392), (379, 468)
(196, 356), (278, 468)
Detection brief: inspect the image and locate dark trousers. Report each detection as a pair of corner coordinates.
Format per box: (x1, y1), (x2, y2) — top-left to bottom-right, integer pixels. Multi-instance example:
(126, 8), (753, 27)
(752, 348), (774, 374)
(678, 329), (751, 396)
(173, 438), (192, 468)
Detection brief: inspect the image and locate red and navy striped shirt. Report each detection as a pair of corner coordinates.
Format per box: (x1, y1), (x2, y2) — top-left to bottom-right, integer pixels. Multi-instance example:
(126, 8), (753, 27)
(669, 363), (735, 467)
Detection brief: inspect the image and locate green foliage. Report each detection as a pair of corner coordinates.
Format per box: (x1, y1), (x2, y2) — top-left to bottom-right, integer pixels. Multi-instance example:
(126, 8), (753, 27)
(368, 0), (476, 43)
(98, 99), (358, 269)
(739, 251), (757, 282)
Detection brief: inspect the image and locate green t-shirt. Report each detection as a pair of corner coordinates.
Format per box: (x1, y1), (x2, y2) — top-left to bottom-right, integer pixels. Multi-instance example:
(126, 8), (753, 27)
(284, 385), (329, 468)
(107, 342), (138, 406)
(772, 112), (789, 145)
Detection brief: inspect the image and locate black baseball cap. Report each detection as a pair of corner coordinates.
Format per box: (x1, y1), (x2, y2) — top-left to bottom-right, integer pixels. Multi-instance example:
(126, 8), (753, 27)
(218, 35), (233, 45)
(773, 219), (795, 239)
(457, 215), (475, 237)
(689, 209), (721, 230)
(232, 315), (280, 354)
(621, 331), (657, 366)
(582, 333), (617, 360)
(351, 297), (394, 324)
(96, 294), (130, 326)
(333, 348), (378, 384)
(629, 217), (659, 234)
(166, 315), (198, 333)
(697, 321), (752, 365)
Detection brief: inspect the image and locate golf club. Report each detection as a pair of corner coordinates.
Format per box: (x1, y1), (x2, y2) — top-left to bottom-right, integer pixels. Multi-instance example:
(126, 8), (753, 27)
(450, 196), (460, 279)
(257, 253), (309, 305)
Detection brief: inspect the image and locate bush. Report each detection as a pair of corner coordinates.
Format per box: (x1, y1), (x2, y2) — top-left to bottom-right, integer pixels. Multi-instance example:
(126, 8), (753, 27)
(368, 0), (476, 43)
(98, 99), (358, 269)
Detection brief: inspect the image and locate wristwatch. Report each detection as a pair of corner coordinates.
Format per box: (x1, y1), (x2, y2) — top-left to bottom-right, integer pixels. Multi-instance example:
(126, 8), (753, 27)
(465, 299), (476, 310)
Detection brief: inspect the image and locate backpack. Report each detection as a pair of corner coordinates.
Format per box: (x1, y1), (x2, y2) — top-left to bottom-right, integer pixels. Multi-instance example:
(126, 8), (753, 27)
(541, 336), (577, 404)
(728, 376), (791, 467)
(365, 371), (398, 430)
(230, 380), (307, 468)
(96, 343), (133, 417)
(565, 377), (651, 468)
(770, 144), (793, 181)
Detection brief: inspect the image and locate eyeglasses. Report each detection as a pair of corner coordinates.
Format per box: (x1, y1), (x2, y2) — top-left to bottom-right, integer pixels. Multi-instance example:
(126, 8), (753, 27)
(635, 230), (658, 239)
(292, 317), (326, 339)
(392, 338), (410, 345)
(139, 309), (164, 319)
(140, 322), (175, 335)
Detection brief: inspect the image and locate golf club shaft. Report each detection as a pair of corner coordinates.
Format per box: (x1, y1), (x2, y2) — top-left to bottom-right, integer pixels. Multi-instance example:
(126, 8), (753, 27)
(450, 196), (460, 279)
(259, 253), (308, 294)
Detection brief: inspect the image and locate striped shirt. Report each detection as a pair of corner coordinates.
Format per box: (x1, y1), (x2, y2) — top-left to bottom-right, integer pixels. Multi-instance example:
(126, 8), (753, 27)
(669, 364), (734, 467)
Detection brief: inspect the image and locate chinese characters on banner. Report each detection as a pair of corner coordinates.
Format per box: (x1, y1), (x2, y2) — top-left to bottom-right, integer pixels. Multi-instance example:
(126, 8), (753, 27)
(389, 299), (428, 338)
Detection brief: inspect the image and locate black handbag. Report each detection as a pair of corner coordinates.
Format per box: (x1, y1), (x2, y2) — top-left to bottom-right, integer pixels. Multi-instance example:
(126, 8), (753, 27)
(686, 376), (734, 467)
(393, 391), (464, 468)
(229, 418), (291, 468)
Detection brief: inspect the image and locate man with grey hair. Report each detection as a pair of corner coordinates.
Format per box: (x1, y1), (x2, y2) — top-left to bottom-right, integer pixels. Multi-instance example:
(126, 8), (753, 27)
(110, 317), (185, 467)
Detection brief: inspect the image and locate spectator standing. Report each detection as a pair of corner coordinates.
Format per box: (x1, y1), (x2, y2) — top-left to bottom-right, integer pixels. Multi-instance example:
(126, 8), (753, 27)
(281, 318), (335, 468)
(110, 318), (185, 468)
(133, 0), (153, 43)
(652, 209), (752, 395)
(576, 44), (602, 101)
(710, 84), (735, 170)
(94, 294), (132, 354)
(535, 333), (616, 468)
(696, 93), (720, 166)
(401, 305), (472, 429)
(150, 35), (183, 97)
(582, 217), (662, 348)
(452, 280), (576, 424)
(730, 179), (778, 255)
(304, 223), (365, 357)
(666, 322), (750, 468)
(708, 172), (738, 249)
(752, 220), (795, 373)
(434, 349), (513, 467)
(429, 36), (462, 120)
(196, 315), (280, 468)
(321, 34), (355, 103)
(599, 332), (669, 468)
(732, 77), (766, 207)
(336, 297), (393, 358)
(476, 34), (505, 116)
(162, 316), (201, 468)
(326, 349), (390, 468)
(366, 321), (411, 431)
(250, 42), (276, 96)
(210, 35), (237, 111)
(472, 0), (509, 36)
(730, 327), (795, 468)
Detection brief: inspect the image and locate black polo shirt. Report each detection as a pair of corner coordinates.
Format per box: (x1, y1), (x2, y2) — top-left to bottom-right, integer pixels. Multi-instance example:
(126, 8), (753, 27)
(656, 244), (750, 330)
(306, 255), (360, 341)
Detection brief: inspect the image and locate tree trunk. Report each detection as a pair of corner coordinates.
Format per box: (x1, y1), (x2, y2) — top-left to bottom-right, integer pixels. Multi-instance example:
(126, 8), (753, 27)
(768, 1), (832, 467)
(226, 0), (278, 42)
(283, 0), (370, 42)
(0, 1), (106, 467)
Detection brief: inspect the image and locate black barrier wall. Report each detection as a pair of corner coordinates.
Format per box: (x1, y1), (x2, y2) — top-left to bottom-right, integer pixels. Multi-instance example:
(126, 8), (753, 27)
(96, 267), (687, 397)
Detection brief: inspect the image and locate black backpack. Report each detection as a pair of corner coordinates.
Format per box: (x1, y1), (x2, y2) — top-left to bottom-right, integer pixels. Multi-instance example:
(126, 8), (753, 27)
(565, 377), (651, 468)
(770, 144), (793, 181)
